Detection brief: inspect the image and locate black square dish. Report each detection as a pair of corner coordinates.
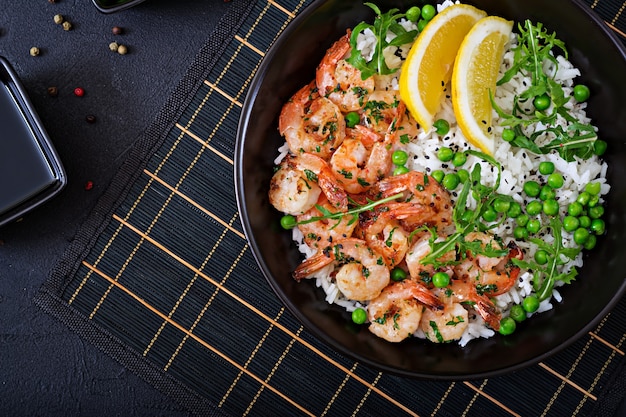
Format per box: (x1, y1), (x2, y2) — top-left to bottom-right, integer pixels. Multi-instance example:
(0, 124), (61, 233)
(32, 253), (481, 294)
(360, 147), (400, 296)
(0, 56), (66, 227)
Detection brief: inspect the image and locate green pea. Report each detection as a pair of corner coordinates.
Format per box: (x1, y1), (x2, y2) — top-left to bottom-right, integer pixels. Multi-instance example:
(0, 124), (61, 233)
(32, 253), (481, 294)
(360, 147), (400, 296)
(482, 207), (498, 222)
(585, 182), (601, 196)
(493, 197), (511, 214)
(509, 304), (527, 323)
(533, 94), (551, 111)
(432, 169), (445, 183)
(502, 128), (515, 142)
(583, 234), (597, 250)
(534, 249), (549, 265)
(393, 166), (410, 176)
(522, 295), (540, 313)
(573, 84), (590, 102)
(437, 147), (454, 162)
(526, 219), (541, 234)
(588, 194), (600, 208)
(593, 140), (607, 156)
(507, 201), (522, 218)
(457, 168), (470, 184)
(526, 200), (543, 216)
(590, 218), (605, 235)
(406, 6), (421, 22)
(542, 198), (560, 216)
(516, 213), (529, 227)
(452, 152), (467, 167)
(499, 317), (516, 335)
(539, 185), (556, 201)
(513, 226), (529, 240)
(579, 215), (591, 228)
(417, 18), (428, 31)
(523, 180), (541, 197)
(562, 215), (580, 232)
(391, 266), (407, 282)
(547, 173), (564, 189)
(280, 215), (297, 230)
(345, 111), (360, 128)
(460, 209), (474, 224)
(433, 118), (450, 135)
(573, 227), (590, 245)
(538, 161), (555, 175)
(589, 205), (604, 219)
(442, 173), (460, 190)
(577, 191), (591, 206)
(391, 150), (409, 166)
(351, 308), (367, 325)
(432, 271), (450, 288)
(421, 4), (436, 20)
(567, 201), (584, 217)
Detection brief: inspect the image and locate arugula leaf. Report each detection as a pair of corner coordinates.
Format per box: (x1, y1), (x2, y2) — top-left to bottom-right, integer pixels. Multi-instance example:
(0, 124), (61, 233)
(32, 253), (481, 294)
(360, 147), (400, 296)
(493, 19), (598, 162)
(347, 3), (418, 79)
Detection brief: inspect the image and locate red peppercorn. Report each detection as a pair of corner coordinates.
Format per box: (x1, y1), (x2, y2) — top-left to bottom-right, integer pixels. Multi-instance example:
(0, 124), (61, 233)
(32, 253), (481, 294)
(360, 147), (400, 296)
(84, 181), (94, 191)
(85, 115), (96, 123)
(74, 87), (85, 97)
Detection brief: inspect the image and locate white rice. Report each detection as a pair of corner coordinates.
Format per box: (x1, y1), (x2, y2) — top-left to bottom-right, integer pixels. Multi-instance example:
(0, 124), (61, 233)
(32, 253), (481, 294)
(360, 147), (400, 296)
(285, 1), (609, 346)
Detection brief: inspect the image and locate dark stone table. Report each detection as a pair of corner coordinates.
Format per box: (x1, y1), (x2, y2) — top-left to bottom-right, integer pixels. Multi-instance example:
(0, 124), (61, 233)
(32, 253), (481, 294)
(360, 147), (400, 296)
(0, 1), (229, 415)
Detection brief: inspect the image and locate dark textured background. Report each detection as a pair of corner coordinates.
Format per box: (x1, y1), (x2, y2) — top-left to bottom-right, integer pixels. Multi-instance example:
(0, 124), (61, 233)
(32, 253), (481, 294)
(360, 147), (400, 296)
(1, 0), (625, 416)
(0, 1), (229, 415)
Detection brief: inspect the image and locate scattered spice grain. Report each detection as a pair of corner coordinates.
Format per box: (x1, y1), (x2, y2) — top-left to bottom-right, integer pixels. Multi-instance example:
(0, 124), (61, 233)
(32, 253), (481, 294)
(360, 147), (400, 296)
(29, 47), (40, 56)
(85, 115), (96, 124)
(112, 26), (123, 35)
(73, 87), (85, 97)
(109, 41), (119, 52)
(117, 44), (128, 55)
(84, 181), (94, 191)
(47, 86), (58, 97)
(62, 21), (72, 31)
(53, 14), (64, 24)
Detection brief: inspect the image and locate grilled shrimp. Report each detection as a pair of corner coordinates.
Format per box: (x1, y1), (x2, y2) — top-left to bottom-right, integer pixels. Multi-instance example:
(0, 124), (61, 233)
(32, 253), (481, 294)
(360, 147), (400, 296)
(296, 195), (358, 251)
(419, 299), (469, 343)
(370, 171), (454, 233)
(368, 280), (443, 343)
(293, 238), (390, 301)
(269, 153), (348, 215)
(444, 279), (502, 331)
(454, 232), (524, 297)
(356, 202), (436, 268)
(279, 81), (346, 160)
(316, 30), (375, 113)
(405, 232), (456, 279)
(330, 125), (392, 194)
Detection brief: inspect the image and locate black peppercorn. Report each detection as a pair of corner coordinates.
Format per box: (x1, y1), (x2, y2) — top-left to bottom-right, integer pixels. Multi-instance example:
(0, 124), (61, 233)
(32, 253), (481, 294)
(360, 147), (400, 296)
(47, 86), (58, 97)
(86, 115), (96, 124)
(112, 26), (123, 35)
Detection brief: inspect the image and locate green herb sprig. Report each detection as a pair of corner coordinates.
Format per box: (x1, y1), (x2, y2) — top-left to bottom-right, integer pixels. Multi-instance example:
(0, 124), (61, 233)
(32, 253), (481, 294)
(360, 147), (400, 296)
(491, 20), (597, 162)
(346, 3), (418, 80)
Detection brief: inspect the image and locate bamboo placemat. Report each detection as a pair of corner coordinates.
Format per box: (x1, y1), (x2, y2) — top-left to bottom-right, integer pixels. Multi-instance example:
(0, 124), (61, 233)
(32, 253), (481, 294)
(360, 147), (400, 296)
(35, 0), (626, 416)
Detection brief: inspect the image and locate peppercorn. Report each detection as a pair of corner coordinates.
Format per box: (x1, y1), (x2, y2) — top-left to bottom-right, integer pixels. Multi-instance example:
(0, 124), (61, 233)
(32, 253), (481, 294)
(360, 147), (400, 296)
(30, 47), (40, 56)
(62, 21), (72, 31)
(53, 14), (64, 24)
(85, 115), (96, 124)
(84, 181), (94, 191)
(48, 0), (57, 3)
(112, 26), (123, 35)
(117, 44), (128, 55)
(47, 86), (58, 97)
(74, 87), (85, 97)
(109, 42), (119, 52)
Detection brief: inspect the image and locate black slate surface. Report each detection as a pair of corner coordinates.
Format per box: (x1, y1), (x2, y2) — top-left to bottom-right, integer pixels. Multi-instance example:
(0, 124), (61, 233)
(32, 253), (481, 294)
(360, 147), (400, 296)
(0, 1), (229, 415)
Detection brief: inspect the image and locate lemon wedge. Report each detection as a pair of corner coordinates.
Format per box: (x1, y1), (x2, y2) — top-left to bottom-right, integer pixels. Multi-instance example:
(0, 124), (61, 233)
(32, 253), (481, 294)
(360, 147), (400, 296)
(399, 4), (487, 130)
(452, 16), (513, 155)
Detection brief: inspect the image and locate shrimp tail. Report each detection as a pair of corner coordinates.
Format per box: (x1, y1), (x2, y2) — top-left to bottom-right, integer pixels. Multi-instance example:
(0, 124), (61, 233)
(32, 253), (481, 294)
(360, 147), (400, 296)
(474, 294), (501, 331)
(406, 280), (444, 310)
(293, 251), (333, 281)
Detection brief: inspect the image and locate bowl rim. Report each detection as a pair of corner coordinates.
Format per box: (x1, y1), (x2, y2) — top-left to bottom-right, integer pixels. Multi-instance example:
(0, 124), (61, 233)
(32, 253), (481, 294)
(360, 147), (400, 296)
(235, 0), (626, 379)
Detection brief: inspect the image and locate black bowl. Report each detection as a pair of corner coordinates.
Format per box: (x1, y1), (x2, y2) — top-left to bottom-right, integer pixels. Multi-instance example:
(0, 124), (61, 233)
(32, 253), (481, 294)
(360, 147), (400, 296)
(235, 0), (626, 379)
